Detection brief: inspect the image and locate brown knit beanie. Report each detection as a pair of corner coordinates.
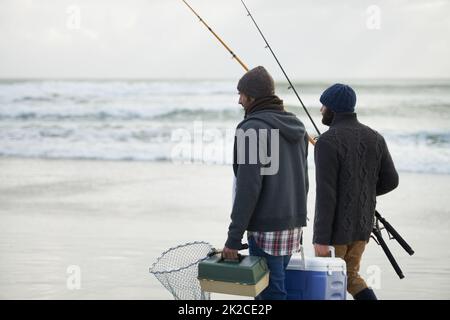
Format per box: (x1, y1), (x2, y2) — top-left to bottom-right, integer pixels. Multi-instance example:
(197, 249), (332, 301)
(237, 66), (275, 99)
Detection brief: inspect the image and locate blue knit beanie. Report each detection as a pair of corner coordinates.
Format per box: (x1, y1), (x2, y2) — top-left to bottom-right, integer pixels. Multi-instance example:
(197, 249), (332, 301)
(320, 83), (356, 113)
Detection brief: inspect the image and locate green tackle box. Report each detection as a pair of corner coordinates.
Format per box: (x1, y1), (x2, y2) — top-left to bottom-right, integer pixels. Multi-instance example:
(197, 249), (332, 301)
(198, 254), (269, 297)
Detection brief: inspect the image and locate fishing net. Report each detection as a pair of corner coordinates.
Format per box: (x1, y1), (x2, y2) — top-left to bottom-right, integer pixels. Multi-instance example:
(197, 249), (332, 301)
(149, 241), (214, 300)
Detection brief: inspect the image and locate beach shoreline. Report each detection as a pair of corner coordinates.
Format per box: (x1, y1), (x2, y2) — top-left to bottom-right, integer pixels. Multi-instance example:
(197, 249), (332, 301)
(0, 157), (449, 299)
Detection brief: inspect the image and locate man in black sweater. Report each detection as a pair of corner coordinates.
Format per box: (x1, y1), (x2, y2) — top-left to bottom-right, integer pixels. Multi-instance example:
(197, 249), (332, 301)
(313, 83), (399, 300)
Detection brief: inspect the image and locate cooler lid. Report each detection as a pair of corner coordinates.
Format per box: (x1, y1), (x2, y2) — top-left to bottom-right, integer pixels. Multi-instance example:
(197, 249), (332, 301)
(287, 254), (346, 272)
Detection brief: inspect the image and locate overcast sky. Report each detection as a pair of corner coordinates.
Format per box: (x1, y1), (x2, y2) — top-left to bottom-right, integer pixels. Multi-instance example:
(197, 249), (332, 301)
(1, 0), (449, 80)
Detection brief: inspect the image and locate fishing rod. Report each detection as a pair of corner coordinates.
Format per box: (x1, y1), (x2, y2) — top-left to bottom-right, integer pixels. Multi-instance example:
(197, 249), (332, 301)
(371, 210), (414, 279)
(181, 0), (316, 145)
(181, 0), (248, 71)
(240, 0), (321, 137)
(240, 1), (415, 279)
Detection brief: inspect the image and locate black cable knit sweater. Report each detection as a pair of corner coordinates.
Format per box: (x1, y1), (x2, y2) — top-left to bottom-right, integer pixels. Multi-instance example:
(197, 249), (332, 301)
(313, 113), (399, 245)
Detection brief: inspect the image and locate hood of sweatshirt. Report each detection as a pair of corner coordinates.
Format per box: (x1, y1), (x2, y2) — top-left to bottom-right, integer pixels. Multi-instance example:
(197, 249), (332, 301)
(238, 110), (306, 143)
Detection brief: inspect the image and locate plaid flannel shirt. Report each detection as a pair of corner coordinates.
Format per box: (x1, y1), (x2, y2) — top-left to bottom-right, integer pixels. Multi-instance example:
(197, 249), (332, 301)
(247, 227), (303, 256)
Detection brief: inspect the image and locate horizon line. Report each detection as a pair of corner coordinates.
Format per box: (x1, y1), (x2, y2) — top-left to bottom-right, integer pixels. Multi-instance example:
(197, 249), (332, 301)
(1, 77), (450, 82)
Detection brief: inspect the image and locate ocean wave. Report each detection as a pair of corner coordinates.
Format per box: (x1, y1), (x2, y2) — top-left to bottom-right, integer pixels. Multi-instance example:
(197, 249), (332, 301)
(0, 80), (236, 103)
(0, 126), (449, 174)
(276, 79), (450, 93)
(0, 108), (242, 122)
(0, 147), (448, 174)
(1, 79), (449, 174)
(385, 131), (450, 146)
(0, 111), (146, 121)
(151, 108), (241, 121)
(0, 153), (173, 163)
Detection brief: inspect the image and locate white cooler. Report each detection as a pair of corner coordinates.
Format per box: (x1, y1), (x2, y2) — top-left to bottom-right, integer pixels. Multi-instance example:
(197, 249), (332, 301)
(285, 247), (347, 300)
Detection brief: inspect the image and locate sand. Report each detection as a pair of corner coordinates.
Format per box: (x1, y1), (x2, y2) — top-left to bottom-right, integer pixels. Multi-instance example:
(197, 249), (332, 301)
(0, 158), (449, 299)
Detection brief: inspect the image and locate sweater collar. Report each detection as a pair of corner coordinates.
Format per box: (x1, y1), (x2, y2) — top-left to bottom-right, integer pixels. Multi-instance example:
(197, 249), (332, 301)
(330, 112), (358, 127)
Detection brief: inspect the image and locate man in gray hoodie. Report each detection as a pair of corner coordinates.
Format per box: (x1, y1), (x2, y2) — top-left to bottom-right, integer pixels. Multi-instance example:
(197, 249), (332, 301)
(222, 66), (309, 300)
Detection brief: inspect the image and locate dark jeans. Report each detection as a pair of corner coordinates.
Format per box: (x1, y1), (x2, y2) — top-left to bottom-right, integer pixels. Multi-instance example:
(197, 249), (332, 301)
(248, 236), (291, 300)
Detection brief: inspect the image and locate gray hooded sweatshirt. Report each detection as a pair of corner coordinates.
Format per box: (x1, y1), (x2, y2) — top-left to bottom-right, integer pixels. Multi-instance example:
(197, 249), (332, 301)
(225, 109), (309, 250)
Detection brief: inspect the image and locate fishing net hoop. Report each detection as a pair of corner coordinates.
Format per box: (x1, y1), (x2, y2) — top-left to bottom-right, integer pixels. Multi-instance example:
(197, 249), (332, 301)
(149, 241), (215, 300)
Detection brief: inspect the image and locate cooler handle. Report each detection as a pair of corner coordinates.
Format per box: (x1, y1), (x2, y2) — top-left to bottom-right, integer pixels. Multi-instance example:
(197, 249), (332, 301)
(328, 246), (336, 258)
(299, 246), (306, 269)
(299, 245), (336, 268)
(308, 245), (335, 257)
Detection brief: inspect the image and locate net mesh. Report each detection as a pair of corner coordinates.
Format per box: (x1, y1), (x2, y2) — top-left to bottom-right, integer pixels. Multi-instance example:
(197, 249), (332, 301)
(149, 241), (214, 300)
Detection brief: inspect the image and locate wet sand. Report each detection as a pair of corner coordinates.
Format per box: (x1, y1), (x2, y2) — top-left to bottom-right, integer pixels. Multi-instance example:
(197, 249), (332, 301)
(0, 158), (449, 299)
